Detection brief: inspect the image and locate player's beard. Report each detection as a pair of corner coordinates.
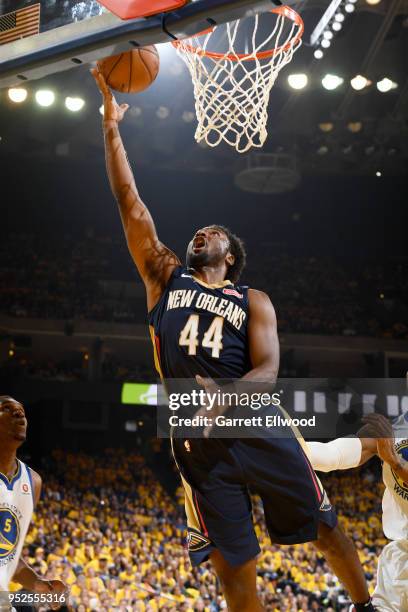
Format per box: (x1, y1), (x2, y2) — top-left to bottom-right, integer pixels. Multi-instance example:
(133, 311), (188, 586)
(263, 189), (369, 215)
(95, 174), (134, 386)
(186, 249), (214, 269)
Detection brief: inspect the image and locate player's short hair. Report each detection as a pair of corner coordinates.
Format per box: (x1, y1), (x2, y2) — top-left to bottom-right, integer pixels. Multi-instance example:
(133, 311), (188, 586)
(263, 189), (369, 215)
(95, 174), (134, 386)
(0, 396), (15, 404)
(211, 225), (246, 283)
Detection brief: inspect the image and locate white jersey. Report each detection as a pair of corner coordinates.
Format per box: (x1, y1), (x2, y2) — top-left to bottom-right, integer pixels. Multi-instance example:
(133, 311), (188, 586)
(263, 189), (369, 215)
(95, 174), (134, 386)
(382, 412), (408, 541)
(0, 460), (34, 591)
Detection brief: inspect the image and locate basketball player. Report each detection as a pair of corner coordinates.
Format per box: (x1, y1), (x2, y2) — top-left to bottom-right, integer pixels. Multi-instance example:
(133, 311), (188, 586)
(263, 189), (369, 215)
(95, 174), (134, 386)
(308, 412), (408, 611)
(92, 67), (375, 612)
(0, 396), (66, 610)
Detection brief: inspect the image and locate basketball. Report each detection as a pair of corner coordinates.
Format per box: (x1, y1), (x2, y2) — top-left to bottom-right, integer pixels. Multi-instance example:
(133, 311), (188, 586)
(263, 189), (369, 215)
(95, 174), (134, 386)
(97, 47), (160, 94)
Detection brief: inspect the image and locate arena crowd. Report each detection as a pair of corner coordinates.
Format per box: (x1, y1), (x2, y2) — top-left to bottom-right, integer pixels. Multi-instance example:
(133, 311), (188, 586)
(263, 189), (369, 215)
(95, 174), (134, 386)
(0, 232), (407, 339)
(12, 448), (384, 611)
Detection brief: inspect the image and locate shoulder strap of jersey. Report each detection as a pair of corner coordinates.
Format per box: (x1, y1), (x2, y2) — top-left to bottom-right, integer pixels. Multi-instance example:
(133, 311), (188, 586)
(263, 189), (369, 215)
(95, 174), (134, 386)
(23, 462), (35, 506)
(236, 283), (250, 312)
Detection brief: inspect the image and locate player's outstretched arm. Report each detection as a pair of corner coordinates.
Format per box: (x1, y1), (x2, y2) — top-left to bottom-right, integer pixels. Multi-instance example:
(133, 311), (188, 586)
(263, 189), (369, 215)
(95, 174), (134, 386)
(92, 67), (180, 310)
(306, 413), (382, 472)
(306, 438), (376, 473)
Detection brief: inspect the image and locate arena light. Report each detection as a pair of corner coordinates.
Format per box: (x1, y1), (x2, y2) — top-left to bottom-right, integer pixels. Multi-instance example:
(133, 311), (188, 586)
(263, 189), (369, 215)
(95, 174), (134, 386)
(156, 106), (170, 119)
(317, 145), (329, 155)
(347, 121), (363, 133)
(99, 104), (105, 116)
(314, 49), (324, 59)
(310, 0), (355, 58)
(318, 122), (334, 132)
(376, 171), (382, 177)
(350, 75), (371, 91)
(65, 96), (85, 112)
(182, 110), (195, 122)
(310, 0), (343, 46)
(287, 73), (308, 90)
(322, 74), (344, 90)
(376, 78), (397, 92)
(129, 106), (142, 117)
(366, 0), (381, 4)
(35, 90), (55, 107)
(8, 87), (28, 103)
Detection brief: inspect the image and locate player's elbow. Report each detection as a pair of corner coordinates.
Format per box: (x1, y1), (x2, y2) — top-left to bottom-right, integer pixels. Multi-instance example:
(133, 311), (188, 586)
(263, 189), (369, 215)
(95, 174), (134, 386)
(252, 361), (278, 388)
(266, 363), (278, 385)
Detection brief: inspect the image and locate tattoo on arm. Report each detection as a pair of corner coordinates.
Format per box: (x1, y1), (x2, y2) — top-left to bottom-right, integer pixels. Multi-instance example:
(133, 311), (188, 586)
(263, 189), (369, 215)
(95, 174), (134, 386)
(102, 122), (180, 301)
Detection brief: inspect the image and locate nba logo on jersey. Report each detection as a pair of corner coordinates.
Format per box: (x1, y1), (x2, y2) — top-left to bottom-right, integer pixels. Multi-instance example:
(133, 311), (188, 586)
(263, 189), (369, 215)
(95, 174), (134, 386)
(222, 288), (243, 299)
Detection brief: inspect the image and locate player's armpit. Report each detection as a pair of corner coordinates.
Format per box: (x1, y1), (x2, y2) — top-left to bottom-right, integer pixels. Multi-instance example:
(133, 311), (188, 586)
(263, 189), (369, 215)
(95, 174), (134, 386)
(244, 289), (279, 386)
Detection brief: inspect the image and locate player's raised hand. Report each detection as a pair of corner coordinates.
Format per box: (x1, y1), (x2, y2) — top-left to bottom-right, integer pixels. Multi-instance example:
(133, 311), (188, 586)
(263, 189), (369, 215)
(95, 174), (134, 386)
(362, 413), (397, 467)
(91, 66), (129, 123)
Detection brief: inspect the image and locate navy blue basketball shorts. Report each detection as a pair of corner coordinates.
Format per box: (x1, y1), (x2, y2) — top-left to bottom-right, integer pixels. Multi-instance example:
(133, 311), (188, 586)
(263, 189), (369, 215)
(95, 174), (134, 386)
(171, 436), (337, 567)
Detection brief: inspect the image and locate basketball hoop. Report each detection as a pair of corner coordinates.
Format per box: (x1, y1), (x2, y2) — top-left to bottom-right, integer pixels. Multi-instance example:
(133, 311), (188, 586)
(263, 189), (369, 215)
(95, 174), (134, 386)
(172, 6), (304, 153)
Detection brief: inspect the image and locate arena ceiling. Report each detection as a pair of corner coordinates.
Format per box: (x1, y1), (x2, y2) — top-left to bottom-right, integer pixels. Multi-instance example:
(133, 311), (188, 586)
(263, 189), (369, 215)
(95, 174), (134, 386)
(0, 0), (407, 182)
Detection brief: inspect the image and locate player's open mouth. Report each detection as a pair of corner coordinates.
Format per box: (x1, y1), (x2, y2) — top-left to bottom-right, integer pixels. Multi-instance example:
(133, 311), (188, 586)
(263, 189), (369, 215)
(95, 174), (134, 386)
(193, 236), (206, 251)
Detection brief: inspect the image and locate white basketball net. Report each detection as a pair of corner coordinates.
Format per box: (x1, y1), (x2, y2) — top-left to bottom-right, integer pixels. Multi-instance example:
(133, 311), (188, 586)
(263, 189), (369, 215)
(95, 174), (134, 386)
(174, 9), (303, 153)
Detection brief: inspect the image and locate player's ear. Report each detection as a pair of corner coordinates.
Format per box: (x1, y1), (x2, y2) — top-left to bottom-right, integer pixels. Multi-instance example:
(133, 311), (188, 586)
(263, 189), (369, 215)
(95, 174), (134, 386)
(226, 252), (235, 267)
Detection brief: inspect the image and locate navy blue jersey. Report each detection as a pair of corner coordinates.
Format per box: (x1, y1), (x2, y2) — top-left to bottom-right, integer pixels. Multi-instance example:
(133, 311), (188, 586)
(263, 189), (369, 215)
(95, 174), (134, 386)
(148, 266), (251, 379)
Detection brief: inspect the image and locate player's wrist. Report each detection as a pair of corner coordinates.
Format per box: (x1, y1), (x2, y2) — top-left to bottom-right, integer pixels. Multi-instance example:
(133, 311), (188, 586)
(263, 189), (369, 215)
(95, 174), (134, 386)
(389, 454), (404, 473)
(103, 118), (119, 128)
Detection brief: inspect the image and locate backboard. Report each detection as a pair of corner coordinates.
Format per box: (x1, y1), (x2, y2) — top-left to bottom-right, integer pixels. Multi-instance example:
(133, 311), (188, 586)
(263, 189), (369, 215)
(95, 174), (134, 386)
(0, 0), (299, 89)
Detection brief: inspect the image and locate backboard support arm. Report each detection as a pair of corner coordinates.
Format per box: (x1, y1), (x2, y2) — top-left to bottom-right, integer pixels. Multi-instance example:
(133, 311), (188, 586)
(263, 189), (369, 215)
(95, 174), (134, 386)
(0, 0), (285, 89)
